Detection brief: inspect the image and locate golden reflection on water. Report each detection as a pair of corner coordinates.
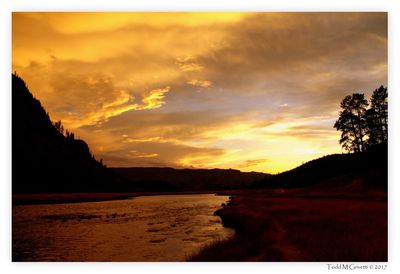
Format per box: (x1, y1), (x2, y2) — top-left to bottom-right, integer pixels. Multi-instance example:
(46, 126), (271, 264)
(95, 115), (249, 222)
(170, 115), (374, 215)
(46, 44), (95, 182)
(12, 194), (234, 261)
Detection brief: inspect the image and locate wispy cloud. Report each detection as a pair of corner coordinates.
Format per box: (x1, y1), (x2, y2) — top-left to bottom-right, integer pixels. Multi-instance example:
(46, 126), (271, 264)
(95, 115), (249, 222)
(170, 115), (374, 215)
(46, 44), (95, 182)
(237, 159), (270, 169)
(176, 55), (205, 72)
(187, 79), (212, 88)
(139, 87), (170, 110)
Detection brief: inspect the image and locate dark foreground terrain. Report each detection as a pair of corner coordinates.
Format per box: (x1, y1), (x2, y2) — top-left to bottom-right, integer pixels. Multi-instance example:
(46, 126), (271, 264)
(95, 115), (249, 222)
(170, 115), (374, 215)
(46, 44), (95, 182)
(190, 188), (387, 261)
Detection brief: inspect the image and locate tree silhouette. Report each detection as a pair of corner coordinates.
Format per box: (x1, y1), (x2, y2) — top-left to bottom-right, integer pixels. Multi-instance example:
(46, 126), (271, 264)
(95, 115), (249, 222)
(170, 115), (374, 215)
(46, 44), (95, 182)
(334, 93), (369, 153)
(53, 120), (64, 135)
(365, 86), (388, 146)
(334, 86), (388, 153)
(65, 130), (75, 140)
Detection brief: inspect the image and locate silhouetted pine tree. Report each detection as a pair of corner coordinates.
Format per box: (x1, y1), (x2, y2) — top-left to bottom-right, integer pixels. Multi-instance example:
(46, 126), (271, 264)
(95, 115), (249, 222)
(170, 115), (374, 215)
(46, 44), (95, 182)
(366, 86), (388, 146)
(334, 86), (388, 153)
(334, 93), (369, 153)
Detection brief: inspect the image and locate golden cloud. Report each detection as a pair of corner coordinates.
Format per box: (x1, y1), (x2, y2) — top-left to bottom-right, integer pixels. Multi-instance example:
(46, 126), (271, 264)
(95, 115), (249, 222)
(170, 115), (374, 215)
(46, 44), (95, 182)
(176, 55), (205, 72)
(77, 86), (170, 127)
(21, 12), (246, 35)
(187, 79), (212, 88)
(139, 87), (170, 110)
(128, 150), (159, 158)
(123, 136), (162, 143)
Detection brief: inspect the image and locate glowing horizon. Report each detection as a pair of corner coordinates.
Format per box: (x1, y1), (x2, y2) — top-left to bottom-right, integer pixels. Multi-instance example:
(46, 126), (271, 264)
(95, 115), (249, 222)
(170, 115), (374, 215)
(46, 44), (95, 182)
(12, 12), (387, 174)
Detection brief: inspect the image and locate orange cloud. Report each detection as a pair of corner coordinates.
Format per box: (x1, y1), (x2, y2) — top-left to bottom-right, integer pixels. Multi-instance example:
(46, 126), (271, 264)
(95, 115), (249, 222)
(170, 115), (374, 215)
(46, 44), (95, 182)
(176, 55), (205, 72)
(128, 150), (159, 158)
(139, 87), (170, 110)
(187, 79), (212, 88)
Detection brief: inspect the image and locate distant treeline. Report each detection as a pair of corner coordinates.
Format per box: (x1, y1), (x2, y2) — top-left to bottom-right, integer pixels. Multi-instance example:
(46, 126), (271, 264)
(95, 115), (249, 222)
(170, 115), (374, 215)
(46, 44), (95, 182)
(112, 167), (269, 191)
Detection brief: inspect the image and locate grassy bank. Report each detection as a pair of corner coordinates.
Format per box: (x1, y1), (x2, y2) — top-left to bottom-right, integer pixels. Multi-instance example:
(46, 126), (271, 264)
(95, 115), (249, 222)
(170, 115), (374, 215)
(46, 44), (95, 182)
(190, 188), (387, 261)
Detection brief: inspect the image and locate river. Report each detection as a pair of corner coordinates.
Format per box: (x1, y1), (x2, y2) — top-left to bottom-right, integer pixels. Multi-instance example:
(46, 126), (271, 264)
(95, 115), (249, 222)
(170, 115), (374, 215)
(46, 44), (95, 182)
(12, 194), (233, 261)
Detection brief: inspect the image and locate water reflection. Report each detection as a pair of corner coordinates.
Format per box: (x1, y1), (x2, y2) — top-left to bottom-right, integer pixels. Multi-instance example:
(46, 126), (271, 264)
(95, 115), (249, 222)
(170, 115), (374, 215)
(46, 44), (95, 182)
(12, 194), (234, 261)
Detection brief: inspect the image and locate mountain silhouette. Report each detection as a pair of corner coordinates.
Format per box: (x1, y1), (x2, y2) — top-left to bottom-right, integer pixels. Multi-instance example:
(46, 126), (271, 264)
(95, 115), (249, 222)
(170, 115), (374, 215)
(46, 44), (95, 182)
(12, 74), (127, 193)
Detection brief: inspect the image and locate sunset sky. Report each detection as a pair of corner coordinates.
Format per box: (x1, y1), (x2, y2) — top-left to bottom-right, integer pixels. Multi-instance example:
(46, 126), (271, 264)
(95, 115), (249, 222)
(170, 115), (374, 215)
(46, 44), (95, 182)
(12, 12), (387, 173)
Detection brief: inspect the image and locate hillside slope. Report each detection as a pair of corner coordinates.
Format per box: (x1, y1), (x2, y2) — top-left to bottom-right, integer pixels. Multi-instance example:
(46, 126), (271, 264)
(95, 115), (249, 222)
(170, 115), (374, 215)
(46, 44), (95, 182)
(12, 74), (126, 193)
(255, 142), (387, 190)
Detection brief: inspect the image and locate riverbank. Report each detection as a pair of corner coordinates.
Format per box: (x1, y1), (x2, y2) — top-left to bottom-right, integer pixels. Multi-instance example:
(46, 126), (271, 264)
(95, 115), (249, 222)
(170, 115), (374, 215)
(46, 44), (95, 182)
(12, 191), (218, 205)
(190, 188), (387, 261)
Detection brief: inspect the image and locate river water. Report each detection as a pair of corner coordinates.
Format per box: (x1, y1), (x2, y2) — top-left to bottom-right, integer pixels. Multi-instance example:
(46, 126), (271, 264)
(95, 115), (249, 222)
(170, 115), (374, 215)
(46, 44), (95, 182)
(12, 194), (234, 261)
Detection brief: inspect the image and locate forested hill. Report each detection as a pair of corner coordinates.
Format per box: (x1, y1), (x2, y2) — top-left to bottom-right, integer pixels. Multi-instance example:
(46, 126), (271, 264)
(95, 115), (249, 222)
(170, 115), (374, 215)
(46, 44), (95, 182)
(12, 74), (126, 193)
(112, 167), (269, 191)
(254, 142), (387, 190)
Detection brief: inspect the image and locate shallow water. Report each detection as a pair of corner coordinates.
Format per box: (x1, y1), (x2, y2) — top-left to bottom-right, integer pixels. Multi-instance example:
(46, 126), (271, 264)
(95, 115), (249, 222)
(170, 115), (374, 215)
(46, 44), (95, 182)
(12, 194), (234, 261)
